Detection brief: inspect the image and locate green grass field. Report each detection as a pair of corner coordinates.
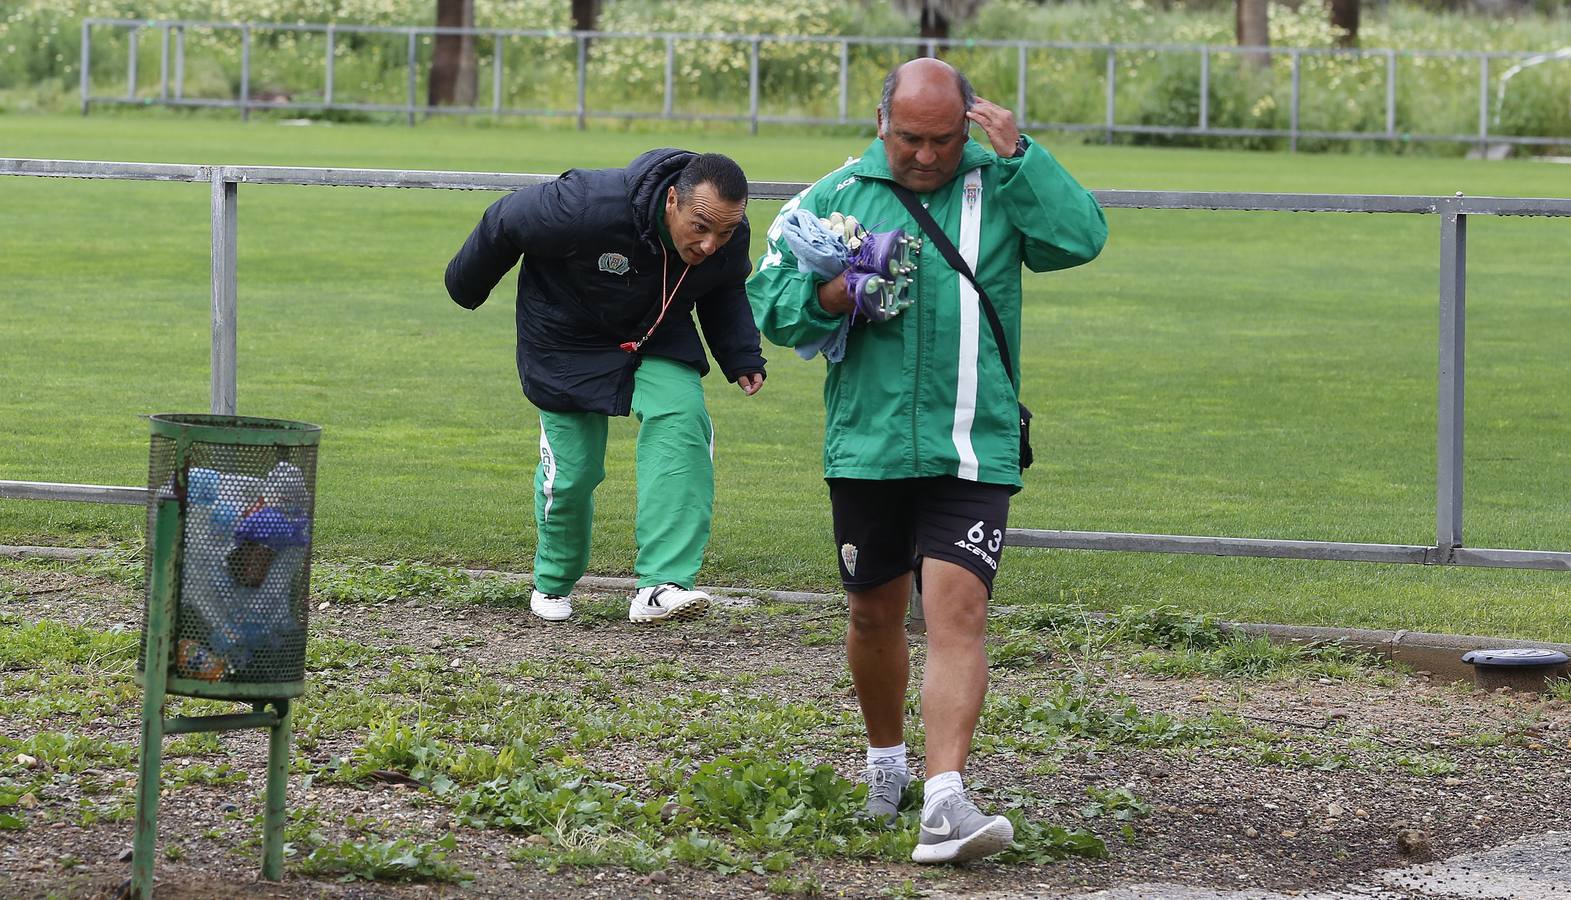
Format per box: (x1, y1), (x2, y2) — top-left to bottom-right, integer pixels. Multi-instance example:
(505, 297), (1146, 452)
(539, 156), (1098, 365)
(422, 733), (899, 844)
(5, 113), (1571, 639)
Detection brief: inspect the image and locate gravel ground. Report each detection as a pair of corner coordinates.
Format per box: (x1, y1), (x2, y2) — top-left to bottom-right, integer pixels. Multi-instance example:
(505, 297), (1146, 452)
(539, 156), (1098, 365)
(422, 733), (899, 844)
(3, 565), (1570, 899)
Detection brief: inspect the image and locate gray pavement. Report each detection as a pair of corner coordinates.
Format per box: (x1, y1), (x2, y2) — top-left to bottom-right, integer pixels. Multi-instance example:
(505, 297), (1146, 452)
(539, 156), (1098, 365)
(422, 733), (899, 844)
(928, 831), (1571, 899)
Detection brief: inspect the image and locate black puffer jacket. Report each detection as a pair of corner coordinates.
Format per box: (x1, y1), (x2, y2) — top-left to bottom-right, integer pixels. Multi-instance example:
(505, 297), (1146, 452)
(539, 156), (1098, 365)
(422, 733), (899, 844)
(444, 148), (767, 416)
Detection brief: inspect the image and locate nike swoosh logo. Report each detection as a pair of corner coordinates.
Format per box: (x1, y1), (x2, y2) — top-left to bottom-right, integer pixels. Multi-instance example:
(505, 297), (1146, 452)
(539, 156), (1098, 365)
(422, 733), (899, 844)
(920, 815), (953, 837)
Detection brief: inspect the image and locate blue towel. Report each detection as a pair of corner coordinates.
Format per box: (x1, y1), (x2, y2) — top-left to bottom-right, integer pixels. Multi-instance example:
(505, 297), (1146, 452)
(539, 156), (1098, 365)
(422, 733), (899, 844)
(780, 208), (853, 363)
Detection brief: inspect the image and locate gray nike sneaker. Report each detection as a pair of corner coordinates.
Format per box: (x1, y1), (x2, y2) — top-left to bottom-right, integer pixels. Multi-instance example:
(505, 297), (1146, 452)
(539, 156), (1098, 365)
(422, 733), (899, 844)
(911, 793), (1015, 864)
(858, 765), (911, 826)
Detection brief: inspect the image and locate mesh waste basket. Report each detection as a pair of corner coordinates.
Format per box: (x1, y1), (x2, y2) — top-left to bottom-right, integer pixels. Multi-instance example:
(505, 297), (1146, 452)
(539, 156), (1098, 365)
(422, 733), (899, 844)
(137, 413), (320, 699)
(131, 413), (320, 896)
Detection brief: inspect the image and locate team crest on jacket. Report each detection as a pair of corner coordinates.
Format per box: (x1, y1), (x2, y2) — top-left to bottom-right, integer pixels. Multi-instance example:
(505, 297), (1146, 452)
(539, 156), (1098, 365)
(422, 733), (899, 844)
(597, 252), (631, 275)
(840, 542), (858, 576)
(963, 181), (981, 209)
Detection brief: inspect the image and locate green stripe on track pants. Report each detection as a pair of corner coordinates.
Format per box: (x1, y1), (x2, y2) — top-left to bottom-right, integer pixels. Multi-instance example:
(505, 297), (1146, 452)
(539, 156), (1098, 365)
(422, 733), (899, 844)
(532, 356), (715, 596)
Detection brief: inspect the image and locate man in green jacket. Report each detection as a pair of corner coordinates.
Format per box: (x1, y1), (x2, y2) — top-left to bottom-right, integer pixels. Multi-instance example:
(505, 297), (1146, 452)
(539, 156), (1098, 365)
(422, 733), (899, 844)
(747, 58), (1107, 864)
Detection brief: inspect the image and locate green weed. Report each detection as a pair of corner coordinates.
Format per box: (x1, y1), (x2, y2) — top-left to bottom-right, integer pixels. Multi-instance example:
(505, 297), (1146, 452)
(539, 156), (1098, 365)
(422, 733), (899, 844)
(1397, 752), (1460, 777)
(0, 618), (138, 672)
(984, 684), (1226, 751)
(0, 731), (136, 775)
(768, 873), (826, 895)
(1079, 785), (1153, 824)
(296, 833), (471, 884)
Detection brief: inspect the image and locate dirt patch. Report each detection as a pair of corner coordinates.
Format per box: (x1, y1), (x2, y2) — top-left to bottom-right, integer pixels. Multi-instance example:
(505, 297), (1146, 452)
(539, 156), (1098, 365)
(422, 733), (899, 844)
(3, 563), (1570, 899)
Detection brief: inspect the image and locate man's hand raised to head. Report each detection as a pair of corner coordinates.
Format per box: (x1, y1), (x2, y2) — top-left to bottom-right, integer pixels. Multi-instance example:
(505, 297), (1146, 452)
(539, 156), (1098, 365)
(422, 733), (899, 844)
(966, 97), (1021, 158)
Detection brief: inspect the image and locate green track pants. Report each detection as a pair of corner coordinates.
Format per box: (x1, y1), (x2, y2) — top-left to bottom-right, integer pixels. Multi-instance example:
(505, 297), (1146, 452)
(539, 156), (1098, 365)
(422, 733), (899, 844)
(532, 356), (715, 596)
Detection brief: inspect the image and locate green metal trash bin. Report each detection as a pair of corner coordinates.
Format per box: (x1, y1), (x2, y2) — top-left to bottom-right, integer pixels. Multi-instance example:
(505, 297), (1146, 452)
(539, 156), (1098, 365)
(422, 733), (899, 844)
(130, 413), (321, 898)
(137, 414), (320, 699)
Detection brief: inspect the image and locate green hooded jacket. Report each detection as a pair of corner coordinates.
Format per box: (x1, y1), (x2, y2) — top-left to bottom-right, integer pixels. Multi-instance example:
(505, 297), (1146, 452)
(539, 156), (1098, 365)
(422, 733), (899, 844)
(746, 135), (1108, 489)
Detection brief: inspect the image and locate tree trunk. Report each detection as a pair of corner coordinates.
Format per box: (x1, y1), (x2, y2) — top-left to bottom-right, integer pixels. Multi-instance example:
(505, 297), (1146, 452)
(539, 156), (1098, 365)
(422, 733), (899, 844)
(429, 0), (476, 107)
(918, 7), (950, 48)
(571, 0), (602, 32)
(1329, 0), (1360, 48)
(572, 0), (601, 54)
(1236, 0), (1270, 69)
(893, 1), (988, 55)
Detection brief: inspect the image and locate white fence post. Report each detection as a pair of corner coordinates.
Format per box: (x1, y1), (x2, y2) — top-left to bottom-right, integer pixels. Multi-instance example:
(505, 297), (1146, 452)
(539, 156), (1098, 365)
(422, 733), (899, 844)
(79, 21), (90, 115)
(1437, 200), (1467, 555)
(325, 24), (335, 107)
(749, 37), (760, 135)
(127, 25), (139, 100)
(240, 25), (251, 122)
(210, 171), (238, 417)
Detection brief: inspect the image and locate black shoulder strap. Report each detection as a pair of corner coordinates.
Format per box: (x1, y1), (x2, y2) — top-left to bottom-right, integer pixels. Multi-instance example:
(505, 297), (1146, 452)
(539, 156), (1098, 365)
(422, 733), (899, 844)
(887, 181), (1015, 386)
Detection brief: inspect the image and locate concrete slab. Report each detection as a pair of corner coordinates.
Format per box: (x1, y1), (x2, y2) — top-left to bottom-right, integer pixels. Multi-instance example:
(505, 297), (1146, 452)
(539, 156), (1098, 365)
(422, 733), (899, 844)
(1380, 830), (1571, 899)
(1040, 830), (1571, 900)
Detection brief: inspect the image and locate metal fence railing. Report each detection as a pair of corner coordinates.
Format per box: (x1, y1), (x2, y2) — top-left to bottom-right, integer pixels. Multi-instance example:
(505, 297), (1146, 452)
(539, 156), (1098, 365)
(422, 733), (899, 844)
(4, 157), (1571, 572)
(78, 19), (1571, 149)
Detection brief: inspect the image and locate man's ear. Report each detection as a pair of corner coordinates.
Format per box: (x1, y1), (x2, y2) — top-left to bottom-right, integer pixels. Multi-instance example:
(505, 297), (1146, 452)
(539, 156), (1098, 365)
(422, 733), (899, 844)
(666, 185), (679, 211)
(876, 108), (886, 140)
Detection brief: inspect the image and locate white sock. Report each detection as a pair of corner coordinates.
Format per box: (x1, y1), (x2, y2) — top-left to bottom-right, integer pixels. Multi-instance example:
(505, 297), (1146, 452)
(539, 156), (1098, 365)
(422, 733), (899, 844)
(923, 770), (963, 816)
(866, 742), (908, 773)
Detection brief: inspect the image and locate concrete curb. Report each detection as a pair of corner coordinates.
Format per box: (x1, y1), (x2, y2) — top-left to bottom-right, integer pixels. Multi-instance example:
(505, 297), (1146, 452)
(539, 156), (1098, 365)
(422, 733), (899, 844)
(456, 569), (838, 606)
(1, 544), (111, 561)
(8, 544), (1569, 685)
(1225, 620), (1571, 684)
(0, 545), (839, 606)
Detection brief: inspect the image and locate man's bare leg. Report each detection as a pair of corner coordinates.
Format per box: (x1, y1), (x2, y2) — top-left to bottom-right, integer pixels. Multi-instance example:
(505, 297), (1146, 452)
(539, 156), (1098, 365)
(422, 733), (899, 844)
(918, 558), (989, 776)
(908, 557), (1012, 864)
(846, 573), (913, 748)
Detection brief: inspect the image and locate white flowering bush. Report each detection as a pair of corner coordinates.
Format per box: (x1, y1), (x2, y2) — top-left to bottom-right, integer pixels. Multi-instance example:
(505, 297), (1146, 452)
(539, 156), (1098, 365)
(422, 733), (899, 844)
(2, 0), (1569, 150)
(0, 0), (565, 101)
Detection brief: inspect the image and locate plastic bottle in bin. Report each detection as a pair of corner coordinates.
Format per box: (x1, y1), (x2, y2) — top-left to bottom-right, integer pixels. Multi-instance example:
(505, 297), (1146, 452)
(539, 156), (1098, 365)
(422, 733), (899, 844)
(262, 461), (308, 516)
(209, 462), (311, 674)
(177, 468), (229, 640)
(171, 462), (308, 680)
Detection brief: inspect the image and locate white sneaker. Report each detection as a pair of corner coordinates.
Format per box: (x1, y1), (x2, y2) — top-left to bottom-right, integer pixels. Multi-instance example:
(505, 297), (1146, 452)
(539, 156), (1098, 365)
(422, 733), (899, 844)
(529, 589), (572, 622)
(859, 765), (913, 826)
(628, 583), (710, 623)
(911, 793), (1014, 864)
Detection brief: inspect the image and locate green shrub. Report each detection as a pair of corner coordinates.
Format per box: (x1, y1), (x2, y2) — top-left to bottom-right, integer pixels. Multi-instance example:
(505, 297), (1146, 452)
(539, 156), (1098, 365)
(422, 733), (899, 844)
(7, 1), (1569, 152)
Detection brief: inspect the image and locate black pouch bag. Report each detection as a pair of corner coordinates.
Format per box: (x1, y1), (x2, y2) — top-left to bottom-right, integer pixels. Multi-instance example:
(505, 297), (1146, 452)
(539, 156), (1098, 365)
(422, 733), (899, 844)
(1018, 403), (1034, 470)
(889, 183), (1034, 471)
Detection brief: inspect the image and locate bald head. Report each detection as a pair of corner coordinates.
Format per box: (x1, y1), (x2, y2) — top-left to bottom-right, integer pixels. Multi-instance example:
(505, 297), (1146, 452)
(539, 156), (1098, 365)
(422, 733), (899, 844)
(877, 58), (978, 192)
(878, 58), (976, 128)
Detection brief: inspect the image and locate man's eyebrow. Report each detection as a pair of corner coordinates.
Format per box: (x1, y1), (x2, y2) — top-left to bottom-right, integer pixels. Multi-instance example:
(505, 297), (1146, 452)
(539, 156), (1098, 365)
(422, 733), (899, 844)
(897, 128), (964, 142)
(693, 211), (740, 231)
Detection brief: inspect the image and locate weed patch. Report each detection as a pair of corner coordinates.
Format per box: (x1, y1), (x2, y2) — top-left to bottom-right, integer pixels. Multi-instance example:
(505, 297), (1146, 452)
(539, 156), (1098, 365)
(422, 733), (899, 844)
(296, 833), (471, 884)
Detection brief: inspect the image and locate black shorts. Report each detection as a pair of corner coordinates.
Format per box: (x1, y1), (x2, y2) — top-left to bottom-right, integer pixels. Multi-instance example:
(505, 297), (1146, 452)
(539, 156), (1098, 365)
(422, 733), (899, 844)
(828, 476), (1012, 596)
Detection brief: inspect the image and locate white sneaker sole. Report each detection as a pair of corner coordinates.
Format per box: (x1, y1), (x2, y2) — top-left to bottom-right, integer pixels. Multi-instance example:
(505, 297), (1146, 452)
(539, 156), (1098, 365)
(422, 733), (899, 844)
(629, 595), (709, 624)
(530, 604), (572, 622)
(910, 815), (1014, 864)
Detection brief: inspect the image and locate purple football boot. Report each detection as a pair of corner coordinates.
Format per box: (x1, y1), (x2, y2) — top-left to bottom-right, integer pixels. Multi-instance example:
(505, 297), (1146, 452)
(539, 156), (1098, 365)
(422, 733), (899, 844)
(843, 227), (921, 323)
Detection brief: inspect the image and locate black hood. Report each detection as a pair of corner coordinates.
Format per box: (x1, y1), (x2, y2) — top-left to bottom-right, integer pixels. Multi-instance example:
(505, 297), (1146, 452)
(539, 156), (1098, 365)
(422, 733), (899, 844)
(625, 147), (695, 246)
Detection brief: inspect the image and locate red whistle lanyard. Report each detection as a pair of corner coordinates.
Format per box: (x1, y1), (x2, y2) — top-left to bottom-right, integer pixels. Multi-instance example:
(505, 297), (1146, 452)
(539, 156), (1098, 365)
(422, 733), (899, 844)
(621, 243), (691, 353)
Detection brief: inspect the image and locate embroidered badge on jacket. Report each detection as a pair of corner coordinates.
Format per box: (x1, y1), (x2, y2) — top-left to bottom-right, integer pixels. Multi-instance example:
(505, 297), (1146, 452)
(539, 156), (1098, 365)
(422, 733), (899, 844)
(598, 252), (631, 275)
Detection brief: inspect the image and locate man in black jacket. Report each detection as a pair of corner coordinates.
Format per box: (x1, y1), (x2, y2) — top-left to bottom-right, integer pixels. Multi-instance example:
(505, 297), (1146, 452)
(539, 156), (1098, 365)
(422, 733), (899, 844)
(445, 150), (766, 624)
